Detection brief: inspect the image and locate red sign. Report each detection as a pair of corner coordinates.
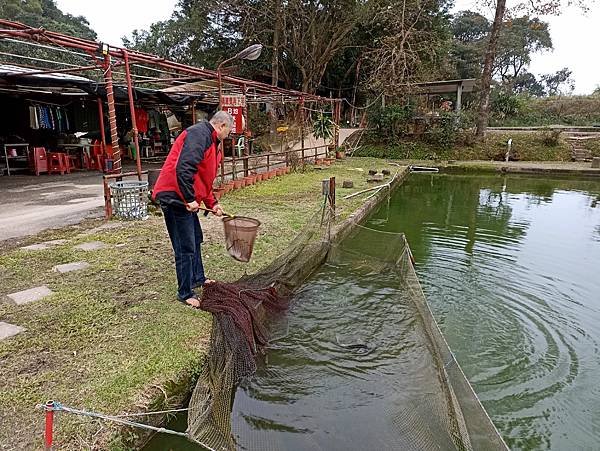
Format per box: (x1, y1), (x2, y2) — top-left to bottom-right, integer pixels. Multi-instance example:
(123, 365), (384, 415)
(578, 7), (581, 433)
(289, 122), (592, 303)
(222, 95), (246, 134)
(224, 106), (244, 134)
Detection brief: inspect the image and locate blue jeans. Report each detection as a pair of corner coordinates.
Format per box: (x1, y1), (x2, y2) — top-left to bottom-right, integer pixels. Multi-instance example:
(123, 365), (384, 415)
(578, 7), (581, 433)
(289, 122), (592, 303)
(160, 203), (206, 301)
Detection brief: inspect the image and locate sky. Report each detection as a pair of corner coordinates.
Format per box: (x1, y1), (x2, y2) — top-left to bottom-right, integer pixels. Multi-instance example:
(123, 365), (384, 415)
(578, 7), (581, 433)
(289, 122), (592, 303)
(55, 0), (600, 95)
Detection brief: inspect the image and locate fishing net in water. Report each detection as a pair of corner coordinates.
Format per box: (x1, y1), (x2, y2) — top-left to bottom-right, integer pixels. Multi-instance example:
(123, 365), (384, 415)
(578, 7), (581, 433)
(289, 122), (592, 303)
(187, 281), (288, 450)
(328, 224), (508, 451)
(187, 209), (331, 451)
(186, 196), (507, 451)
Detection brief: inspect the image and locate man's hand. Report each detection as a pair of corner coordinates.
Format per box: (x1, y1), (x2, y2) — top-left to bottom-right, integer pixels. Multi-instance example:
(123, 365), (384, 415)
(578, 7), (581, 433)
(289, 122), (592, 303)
(186, 201), (200, 212)
(213, 204), (224, 217)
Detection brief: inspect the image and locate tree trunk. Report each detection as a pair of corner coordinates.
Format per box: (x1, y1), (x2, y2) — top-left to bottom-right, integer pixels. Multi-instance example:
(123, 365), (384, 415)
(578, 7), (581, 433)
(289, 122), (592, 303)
(271, 0), (280, 86)
(475, 0), (507, 138)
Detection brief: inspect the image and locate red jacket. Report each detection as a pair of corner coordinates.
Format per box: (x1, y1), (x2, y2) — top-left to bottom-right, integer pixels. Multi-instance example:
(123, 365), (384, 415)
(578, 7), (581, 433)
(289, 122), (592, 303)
(152, 121), (221, 209)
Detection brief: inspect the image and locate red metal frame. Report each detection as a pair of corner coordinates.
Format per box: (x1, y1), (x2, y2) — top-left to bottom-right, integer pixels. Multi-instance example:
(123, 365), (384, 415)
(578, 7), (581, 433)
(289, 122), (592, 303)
(0, 19), (342, 218)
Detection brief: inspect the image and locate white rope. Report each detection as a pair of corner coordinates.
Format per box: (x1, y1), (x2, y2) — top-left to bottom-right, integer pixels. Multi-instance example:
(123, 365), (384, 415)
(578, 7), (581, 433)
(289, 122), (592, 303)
(112, 408), (189, 418)
(41, 402), (189, 438)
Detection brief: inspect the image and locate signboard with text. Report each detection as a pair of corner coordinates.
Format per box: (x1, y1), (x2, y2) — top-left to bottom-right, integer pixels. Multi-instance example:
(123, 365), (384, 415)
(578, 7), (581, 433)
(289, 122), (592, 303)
(222, 95), (246, 134)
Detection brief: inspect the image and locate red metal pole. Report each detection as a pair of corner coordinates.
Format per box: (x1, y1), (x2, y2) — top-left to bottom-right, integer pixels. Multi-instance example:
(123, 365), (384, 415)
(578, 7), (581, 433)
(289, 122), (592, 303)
(97, 98), (106, 147)
(103, 177), (112, 219)
(122, 50), (142, 181)
(102, 54), (121, 174)
(44, 400), (54, 450)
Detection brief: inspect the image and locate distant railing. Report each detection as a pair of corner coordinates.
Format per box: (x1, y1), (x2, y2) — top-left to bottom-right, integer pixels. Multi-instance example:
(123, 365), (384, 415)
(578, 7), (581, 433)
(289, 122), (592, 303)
(219, 144), (331, 181)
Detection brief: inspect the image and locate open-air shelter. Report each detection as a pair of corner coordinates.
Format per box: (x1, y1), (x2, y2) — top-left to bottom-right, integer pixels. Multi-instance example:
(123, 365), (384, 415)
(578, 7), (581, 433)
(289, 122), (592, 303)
(0, 19), (342, 216)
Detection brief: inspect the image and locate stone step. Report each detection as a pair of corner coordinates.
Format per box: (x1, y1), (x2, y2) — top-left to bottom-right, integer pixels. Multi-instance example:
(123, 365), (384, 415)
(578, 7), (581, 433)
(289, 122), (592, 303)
(7, 285), (53, 305)
(0, 322), (25, 340)
(53, 261), (90, 273)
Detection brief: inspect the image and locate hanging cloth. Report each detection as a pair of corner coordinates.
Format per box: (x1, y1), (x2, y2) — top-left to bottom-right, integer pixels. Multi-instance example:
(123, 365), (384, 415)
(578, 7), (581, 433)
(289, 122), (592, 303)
(135, 108), (149, 134)
(64, 108), (70, 132)
(29, 106), (39, 129)
(39, 106), (50, 129)
(158, 113), (170, 142)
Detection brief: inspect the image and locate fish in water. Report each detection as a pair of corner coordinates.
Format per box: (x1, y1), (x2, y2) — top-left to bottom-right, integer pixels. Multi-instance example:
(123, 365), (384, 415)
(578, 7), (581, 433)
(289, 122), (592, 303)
(335, 334), (372, 354)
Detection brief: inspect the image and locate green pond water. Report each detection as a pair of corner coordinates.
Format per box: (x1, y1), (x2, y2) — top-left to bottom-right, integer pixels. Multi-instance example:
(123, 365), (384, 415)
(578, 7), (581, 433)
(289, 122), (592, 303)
(145, 172), (600, 451)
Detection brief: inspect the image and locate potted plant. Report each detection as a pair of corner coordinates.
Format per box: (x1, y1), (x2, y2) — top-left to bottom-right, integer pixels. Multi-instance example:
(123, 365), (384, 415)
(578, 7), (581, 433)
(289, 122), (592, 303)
(313, 112), (335, 155)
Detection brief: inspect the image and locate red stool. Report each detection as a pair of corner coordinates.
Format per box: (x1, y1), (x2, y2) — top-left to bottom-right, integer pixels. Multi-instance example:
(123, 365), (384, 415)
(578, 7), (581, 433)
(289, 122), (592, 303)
(29, 147), (48, 176)
(48, 153), (70, 175)
(88, 141), (105, 172)
(67, 154), (79, 171)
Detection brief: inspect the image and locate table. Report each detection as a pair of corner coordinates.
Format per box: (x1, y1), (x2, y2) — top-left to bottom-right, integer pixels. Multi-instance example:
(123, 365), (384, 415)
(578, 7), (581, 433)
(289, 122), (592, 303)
(60, 143), (90, 169)
(2, 143), (30, 175)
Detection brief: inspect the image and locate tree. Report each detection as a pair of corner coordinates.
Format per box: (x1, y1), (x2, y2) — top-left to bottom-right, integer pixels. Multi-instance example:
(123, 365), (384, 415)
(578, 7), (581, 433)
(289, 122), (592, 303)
(0, 0), (97, 67)
(494, 16), (552, 83)
(0, 0), (96, 39)
(541, 67), (575, 96)
(363, 0), (453, 95)
(475, 0), (507, 138)
(475, 0), (589, 138)
(512, 71), (545, 96)
(450, 11), (489, 78)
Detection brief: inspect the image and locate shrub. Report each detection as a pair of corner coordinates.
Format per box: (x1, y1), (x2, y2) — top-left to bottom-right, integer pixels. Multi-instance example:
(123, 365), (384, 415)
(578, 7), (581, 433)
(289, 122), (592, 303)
(540, 128), (562, 147)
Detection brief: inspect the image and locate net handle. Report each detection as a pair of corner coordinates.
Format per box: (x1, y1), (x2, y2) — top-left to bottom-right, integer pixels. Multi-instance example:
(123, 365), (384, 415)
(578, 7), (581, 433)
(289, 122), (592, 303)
(196, 206), (234, 218)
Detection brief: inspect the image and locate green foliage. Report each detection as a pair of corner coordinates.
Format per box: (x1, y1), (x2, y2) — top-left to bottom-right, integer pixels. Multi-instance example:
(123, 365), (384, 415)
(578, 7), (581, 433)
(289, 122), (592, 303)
(0, 0), (98, 68)
(490, 89), (525, 119)
(540, 128), (562, 147)
(368, 104), (416, 144)
(356, 142), (438, 160)
(423, 112), (464, 151)
(489, 94), (600, 127)
(449, 11), (553, 94)
(312, 113), (335, 143)
(357, 131), (572, 162)
(0, 0), (96, 39)
(247, 104), (271, 137)
(495, 16), (552, 82)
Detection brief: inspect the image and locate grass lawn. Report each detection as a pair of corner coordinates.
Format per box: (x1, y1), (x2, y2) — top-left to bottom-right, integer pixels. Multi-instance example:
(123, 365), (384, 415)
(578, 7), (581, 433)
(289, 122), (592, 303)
(0, 157), (396, 450)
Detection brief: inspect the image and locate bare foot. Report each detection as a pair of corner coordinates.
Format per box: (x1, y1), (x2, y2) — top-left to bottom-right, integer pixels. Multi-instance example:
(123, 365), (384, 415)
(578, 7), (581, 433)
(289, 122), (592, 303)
(184, 297), (201, 308)
(204, 279), (216, 285)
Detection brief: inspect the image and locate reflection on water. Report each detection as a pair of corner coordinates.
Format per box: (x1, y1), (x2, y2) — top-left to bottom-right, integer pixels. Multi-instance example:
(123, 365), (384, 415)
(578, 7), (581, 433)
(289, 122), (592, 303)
(365, 173), (600, 450)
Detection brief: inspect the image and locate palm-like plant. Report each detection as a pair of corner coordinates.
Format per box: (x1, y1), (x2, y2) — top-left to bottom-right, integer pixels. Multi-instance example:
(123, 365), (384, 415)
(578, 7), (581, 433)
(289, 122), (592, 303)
(312, 112), (335, 149)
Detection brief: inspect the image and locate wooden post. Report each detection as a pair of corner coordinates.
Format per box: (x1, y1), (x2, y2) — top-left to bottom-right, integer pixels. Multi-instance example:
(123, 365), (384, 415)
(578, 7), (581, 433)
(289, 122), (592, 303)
(232, 151), (237, 180)
(267, 154), (270, 171)
(103, 176), (112, 219)
(328, 176), (336, 216)
(300, 97), (305, 164)
(243, 155), (249, 177)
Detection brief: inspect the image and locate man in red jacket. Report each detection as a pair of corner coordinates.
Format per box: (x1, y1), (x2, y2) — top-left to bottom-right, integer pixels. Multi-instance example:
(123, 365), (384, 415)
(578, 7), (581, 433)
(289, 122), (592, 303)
(152, 111), (233, 308)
